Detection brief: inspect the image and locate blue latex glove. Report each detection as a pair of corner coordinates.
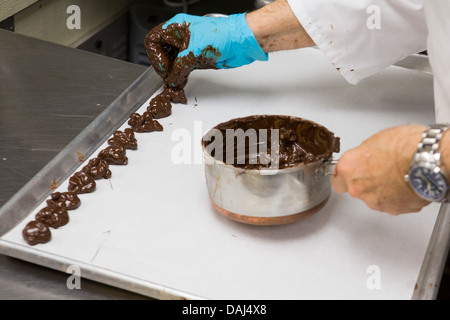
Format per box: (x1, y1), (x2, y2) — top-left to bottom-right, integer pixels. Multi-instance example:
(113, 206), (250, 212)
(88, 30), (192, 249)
(145, 13), (268, 89)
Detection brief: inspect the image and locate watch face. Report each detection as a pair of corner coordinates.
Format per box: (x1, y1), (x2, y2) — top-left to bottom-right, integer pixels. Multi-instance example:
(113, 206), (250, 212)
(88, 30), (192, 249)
(409, 167), (449, 201)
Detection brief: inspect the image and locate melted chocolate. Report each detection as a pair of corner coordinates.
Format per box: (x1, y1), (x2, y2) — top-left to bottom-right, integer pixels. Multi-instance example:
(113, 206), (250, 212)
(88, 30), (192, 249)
(35, 206), (69, 229)
(128, 112), (163, 133)
(46, 191), (81, 210)
(145, 22), (219, 119)
(144, 22), (189, 81)
(203, 115), (340, 170)
(82, 157), (112, 179)
(166, 87), (188, 104)
(22, 221), (51, 246)
(98, 145), (128, 165)
(148, 90), (172, 119)
(68, 170), (96, 194)
(108, 128), (138, 150)
(166, 45), (219, 89)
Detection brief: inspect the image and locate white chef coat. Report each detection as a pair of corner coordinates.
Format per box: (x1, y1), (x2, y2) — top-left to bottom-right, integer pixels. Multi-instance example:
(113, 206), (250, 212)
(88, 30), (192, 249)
(287, 0), (450, 123)
(424, 1), (450, 123)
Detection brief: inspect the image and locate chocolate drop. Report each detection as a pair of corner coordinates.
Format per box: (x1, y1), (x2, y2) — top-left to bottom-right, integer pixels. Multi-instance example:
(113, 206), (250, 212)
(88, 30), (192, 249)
(22, 221), (51, 246)
(148, 91), (172, 119)
(128, 112), (163, 133)
(98, 145), (128, 165)
(46, 191), (81, 210)
(35, 206), (69, 229)
(68, 171), (96, 194)
(82, 157), (112, 179)
(108, 128), (138, 150)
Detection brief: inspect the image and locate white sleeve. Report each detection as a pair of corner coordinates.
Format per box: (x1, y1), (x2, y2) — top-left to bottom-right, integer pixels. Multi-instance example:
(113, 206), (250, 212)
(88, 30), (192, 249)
(287, 0), (428, 84)
(424, 1), (450, 123)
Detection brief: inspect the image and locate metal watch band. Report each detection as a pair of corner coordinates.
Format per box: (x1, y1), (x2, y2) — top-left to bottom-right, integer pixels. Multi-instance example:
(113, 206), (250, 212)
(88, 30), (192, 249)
(415, 124), (450, 202)
(415, 124), (448, 165)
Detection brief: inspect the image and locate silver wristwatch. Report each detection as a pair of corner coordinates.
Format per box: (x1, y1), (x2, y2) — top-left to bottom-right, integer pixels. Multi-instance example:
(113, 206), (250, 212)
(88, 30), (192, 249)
(405, 124), (449, 202)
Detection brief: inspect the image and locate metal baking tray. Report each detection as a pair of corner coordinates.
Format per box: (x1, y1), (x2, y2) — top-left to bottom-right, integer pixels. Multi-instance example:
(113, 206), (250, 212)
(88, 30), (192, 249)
(0, 68), (198, 299)
(0, 48), (448, 300)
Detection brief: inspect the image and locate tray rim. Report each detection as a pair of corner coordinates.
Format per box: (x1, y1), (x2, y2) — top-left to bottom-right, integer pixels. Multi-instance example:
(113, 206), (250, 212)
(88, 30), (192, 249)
(0, 239), (203, 300)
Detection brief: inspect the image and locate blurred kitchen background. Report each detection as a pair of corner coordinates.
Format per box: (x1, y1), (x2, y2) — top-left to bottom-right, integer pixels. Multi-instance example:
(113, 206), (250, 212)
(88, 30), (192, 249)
(0, 0), (271, 67)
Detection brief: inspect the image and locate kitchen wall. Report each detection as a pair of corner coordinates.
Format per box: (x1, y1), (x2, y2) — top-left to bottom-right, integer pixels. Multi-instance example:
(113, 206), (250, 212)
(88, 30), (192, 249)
(0, 0), (256, 48)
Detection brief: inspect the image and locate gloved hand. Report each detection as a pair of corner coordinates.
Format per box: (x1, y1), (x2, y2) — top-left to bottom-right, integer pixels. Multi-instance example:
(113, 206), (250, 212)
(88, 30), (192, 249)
(145, 13), (268, 90)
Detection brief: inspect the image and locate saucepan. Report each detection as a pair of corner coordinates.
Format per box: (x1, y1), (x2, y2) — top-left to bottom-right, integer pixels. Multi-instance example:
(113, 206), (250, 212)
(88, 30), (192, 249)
(201, 115), (340, 226)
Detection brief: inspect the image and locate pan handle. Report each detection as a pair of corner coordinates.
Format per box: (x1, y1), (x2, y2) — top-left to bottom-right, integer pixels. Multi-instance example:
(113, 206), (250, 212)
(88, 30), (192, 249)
(315, 158), (339, 180)
(324, 158), (339, 176)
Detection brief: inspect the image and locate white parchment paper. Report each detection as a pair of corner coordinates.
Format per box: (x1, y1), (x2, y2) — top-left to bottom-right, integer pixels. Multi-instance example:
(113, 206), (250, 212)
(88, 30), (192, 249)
(0, 48), (440, 300)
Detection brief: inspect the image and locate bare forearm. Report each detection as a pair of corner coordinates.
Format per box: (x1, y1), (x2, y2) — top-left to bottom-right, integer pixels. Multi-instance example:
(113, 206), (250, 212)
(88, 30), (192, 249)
(246, 0), (315, 52)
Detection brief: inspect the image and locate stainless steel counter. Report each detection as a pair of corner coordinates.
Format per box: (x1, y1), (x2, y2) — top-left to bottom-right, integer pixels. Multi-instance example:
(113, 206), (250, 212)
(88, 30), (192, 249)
(0, 29), (149, 299)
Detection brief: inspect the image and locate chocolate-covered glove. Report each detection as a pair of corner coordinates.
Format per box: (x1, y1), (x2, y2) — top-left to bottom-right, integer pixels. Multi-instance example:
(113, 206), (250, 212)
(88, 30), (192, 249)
(145, 13), (268, 90)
